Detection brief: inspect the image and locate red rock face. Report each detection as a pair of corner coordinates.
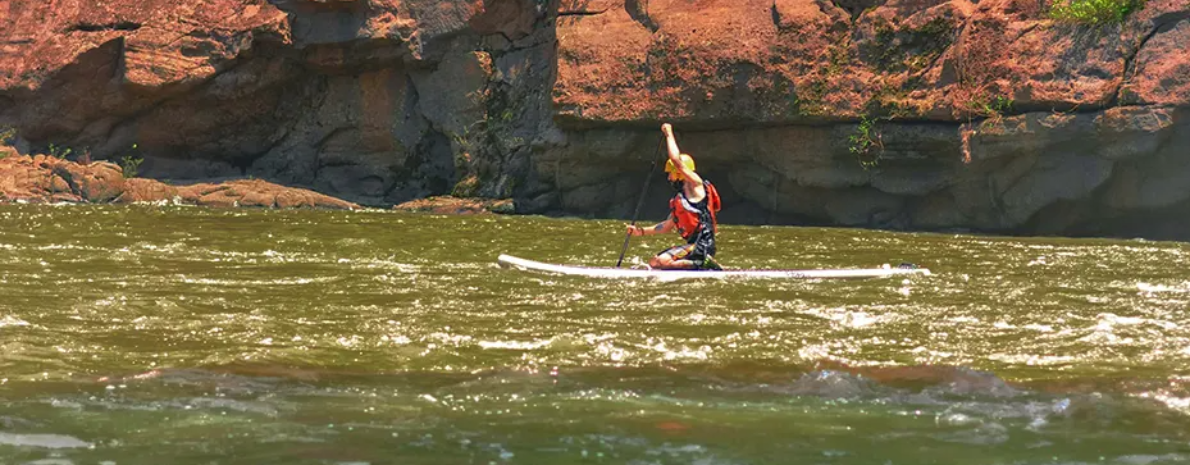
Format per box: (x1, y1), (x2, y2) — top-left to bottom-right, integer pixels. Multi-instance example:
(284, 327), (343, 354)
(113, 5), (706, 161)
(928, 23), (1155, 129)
(1122, 8), (1190, 105)
(553, 0), (1189, 124)
(554, 0), (854, 124)
(1, 0), (1189, 238)
(0, 0), (291, 128)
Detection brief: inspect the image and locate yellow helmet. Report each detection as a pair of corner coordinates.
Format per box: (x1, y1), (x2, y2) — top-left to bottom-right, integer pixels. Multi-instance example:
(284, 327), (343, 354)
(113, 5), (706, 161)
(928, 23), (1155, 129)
(665, 154), (695, 179)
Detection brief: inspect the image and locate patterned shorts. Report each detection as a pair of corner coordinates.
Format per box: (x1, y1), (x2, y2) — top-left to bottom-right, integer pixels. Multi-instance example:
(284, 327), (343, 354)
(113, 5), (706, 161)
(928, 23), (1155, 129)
(657, 238), (717, 269)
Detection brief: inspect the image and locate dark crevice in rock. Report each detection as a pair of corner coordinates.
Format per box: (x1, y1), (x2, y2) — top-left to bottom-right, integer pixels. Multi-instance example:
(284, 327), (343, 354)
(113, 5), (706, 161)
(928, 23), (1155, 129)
(415, 128), (457, 198)
(494, 31), (515, 48)
(51, 165), (84, 197)
(236, 128), (289, 176)
(312, 126), (350, 158)
(985, 171), (1011, 225)
(625, 0), (659, 33)
(268, 0), (366, 12)
(66, 22), (143, 33)
(829, 0), (885, 19)
(770, 3), (785, 31)
(557, 11), (607, 17)
(558, 0), (610, 15)
(1115, 14), (1190, 106)
(1006, 97), (1118, 116)
(383, 70), (457, 202)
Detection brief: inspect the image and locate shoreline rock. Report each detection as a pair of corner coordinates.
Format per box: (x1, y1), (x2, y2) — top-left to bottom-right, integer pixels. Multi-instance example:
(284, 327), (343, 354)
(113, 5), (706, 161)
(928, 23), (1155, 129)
(0, 154), (359, 210)
(392, 196), (514, 215)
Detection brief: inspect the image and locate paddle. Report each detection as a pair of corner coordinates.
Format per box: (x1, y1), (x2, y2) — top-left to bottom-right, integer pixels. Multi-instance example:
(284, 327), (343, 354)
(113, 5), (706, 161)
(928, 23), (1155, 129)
(615, 137), (665, 268)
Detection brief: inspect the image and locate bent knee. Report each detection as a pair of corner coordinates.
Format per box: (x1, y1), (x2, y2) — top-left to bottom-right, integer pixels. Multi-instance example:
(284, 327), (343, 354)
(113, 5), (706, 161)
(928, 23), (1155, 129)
(650, 255), (673, 268)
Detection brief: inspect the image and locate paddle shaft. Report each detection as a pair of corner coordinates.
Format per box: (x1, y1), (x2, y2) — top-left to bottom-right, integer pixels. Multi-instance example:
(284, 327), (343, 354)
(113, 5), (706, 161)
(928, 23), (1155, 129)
(615, 138), (665, 268)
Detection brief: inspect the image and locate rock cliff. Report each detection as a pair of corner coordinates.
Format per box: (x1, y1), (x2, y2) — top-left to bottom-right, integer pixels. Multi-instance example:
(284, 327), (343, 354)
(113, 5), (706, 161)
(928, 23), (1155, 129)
(2, 0), (1188, 238)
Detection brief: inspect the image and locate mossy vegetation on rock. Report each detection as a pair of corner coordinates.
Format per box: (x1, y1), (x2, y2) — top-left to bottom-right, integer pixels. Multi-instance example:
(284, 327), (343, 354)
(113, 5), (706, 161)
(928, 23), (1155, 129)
(864, 16), (958, 73)
(1049, 0), (1147, 25)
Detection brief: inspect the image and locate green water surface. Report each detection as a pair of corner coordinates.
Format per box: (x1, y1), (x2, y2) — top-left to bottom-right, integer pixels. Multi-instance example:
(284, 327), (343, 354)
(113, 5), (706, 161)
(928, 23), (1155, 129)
(1, 205), (1188, 464)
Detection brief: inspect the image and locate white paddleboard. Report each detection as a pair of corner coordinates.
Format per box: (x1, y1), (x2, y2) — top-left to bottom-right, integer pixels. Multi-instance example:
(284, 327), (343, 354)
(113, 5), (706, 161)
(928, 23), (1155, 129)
(497, 254), (931, 281)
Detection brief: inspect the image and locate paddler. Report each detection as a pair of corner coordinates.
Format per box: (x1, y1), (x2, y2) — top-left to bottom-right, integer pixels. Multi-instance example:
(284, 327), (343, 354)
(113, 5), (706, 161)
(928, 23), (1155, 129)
(625, 123), (723, 270)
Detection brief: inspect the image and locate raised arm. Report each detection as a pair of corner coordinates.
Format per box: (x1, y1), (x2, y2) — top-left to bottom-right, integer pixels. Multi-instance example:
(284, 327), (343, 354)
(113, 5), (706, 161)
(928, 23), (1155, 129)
(661, 123), (704, 199)
(661, 123), (703, 186)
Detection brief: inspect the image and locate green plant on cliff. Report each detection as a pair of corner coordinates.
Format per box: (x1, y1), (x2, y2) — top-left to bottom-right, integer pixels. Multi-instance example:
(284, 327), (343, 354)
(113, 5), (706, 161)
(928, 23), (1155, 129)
(451, 125), (481, 165)
(48, 143), (72, 159)
(1049, 0), (1145, 25)
(792, 79), (831, 117)
(451, 175), (480, 198)
(964, 92), (1014, 120)
(866, 80), (924, 120)
(120, 144), (143, 178)
(501, 178), (519, 199)
(825, 36), (851, 77)
(0, 128), (14, 160)
(986, 95), (1014, 117)
(848, 115), (884, 169)
(121, 156), (144, 178)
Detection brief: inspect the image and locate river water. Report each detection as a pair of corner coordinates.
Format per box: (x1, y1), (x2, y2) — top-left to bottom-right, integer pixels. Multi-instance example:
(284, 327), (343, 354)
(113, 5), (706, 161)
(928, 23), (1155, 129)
(0, 205), (1188, 464)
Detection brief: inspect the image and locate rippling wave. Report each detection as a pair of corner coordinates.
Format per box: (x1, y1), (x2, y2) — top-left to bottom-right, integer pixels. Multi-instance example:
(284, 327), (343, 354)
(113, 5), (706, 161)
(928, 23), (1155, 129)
(1, 205), (1188, 464)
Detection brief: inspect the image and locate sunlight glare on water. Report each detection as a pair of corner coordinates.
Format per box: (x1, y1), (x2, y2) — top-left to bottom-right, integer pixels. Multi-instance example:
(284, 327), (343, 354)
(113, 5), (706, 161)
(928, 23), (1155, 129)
(1, 204), (1189, 464)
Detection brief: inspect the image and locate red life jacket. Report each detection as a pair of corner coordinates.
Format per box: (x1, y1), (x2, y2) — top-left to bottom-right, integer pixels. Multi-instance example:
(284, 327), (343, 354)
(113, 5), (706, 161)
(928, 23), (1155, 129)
(669, 180), (721, 241)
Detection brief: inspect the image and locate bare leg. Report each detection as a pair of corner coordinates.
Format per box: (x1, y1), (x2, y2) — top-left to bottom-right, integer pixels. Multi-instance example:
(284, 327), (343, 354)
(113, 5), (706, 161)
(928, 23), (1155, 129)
(649, 254), (699, 270)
